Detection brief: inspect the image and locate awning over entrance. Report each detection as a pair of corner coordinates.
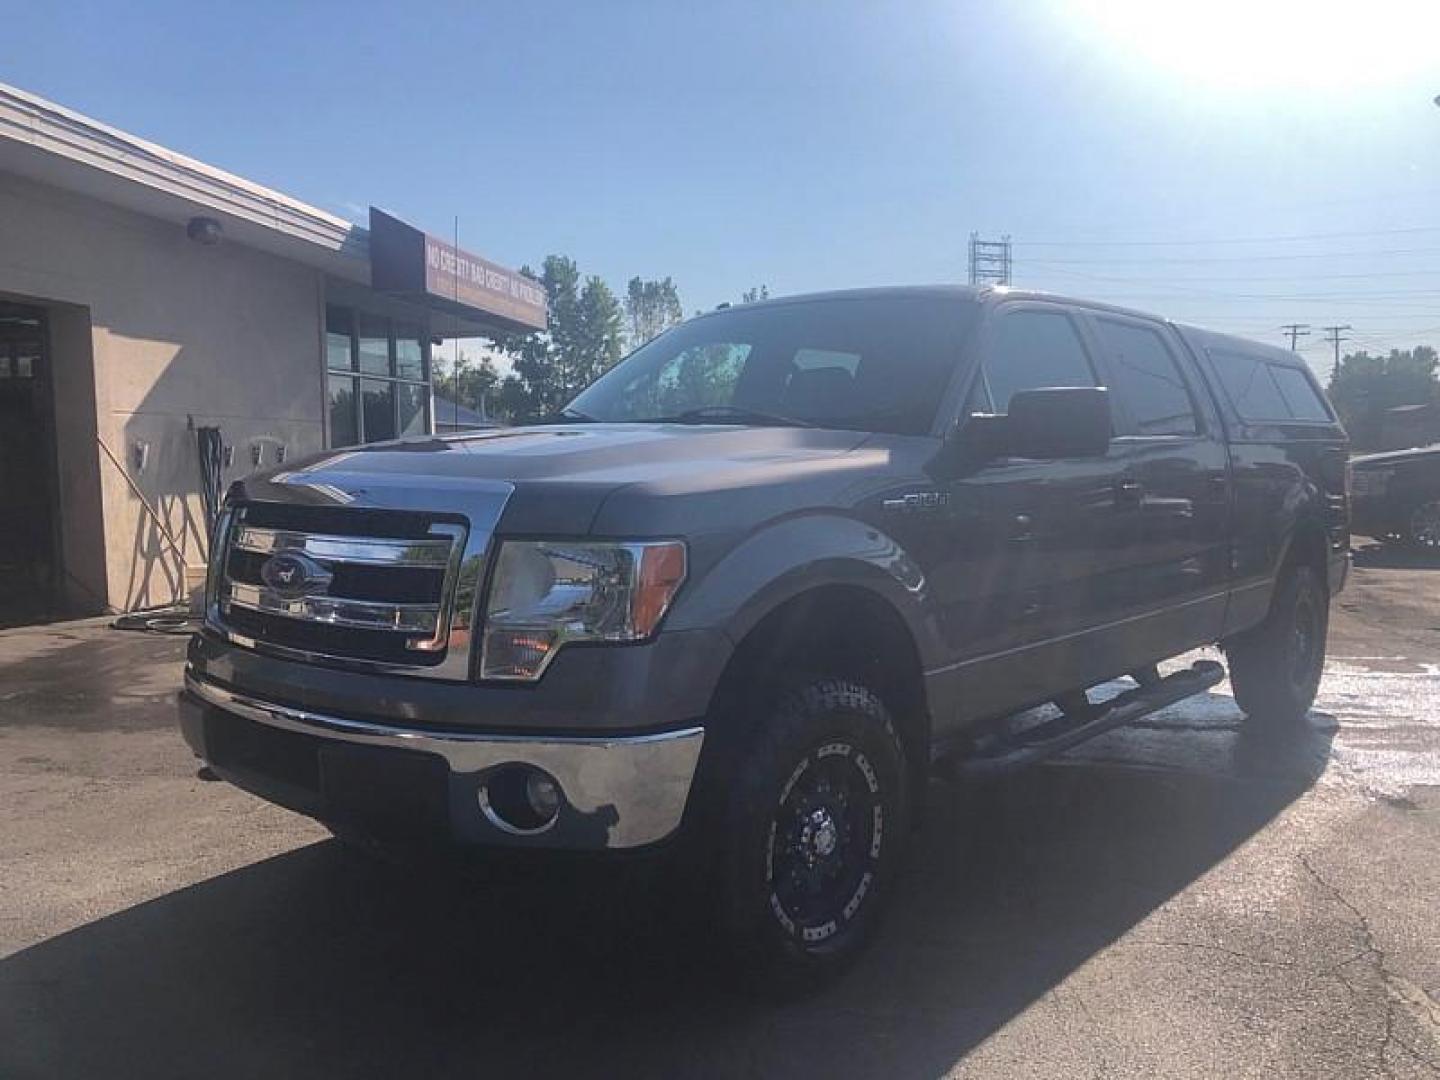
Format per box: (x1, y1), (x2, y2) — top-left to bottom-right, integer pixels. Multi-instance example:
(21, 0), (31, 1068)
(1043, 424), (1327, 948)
(368, 208), (547, 336)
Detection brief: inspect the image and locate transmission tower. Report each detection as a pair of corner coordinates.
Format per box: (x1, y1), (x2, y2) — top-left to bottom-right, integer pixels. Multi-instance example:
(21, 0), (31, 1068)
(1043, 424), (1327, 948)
(969, 233), (1013, 287)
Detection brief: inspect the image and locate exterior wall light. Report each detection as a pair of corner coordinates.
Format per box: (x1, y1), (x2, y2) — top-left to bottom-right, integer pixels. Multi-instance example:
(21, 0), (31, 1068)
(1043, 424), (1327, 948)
(187, 216), (224, 246)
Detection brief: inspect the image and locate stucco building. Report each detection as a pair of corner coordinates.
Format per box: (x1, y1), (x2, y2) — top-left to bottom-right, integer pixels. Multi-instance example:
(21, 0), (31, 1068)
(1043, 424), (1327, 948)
(0, 82), (543, 624)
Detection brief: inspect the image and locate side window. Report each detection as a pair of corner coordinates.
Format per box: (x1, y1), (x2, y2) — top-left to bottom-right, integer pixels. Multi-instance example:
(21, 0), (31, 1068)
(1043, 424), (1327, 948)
(979, 309), (1097, 413)
(1092, 318), (1198, 436)
(1209, 348), (1291, 420)
(1268, 364), (1332, 421)
(1208, 348), (1333, 422)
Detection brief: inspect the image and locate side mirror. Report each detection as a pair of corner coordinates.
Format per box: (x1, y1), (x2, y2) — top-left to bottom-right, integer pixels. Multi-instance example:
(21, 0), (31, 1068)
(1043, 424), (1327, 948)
(1005, 386), (1112, 459)
(929, 386), (1112, 478)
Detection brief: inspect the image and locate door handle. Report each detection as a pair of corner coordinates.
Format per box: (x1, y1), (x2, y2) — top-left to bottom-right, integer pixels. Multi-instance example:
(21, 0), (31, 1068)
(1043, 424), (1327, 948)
(1115, 478), (1144, 508)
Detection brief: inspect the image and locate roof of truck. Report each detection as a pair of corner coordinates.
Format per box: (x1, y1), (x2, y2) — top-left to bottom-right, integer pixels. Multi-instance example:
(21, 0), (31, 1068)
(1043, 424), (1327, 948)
(1170, 322), (1314, 369)
(699, 284), (1209, 332)
(694, 285), (1321, 372)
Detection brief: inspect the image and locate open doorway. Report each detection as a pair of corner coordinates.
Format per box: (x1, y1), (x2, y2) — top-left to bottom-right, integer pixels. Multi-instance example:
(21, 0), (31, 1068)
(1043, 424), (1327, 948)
(0, 302), (59, 625)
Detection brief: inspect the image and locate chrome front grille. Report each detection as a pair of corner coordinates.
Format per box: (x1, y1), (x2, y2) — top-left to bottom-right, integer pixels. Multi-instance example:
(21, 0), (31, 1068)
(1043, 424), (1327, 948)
(233, 526), (455, 567)
(224, 581), (445, 636)
(215, 505), (470, 671)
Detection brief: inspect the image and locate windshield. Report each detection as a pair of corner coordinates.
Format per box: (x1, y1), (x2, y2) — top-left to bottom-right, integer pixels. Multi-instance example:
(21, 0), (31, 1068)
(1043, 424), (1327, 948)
(565, 295), (978, 435)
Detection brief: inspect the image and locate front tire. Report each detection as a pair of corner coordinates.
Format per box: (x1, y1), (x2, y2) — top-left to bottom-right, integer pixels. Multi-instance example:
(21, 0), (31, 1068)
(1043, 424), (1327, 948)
(1225, 563), (1328, 727)
(715, 678), (909, 989)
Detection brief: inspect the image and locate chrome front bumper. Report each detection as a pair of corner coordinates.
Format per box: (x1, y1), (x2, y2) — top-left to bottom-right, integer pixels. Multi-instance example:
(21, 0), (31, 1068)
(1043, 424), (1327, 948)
(181, 671), (705, 849)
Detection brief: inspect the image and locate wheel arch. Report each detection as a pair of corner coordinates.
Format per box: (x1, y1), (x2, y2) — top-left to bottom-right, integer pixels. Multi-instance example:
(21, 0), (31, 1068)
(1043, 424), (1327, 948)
(1279, 514), (1331, 586)
(703, 582), (932, 795)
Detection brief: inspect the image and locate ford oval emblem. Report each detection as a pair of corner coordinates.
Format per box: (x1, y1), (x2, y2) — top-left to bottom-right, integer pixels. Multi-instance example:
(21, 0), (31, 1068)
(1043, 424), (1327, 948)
(260, 552), (333, 598)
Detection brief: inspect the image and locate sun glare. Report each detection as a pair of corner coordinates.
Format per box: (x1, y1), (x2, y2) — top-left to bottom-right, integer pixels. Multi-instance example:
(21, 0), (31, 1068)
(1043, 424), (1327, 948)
(1064, 0), (1440, 97)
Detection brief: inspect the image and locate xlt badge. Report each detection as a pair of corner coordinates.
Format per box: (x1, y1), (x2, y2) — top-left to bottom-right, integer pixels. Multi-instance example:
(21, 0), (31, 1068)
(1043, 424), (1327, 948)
(882, 491), (949, 514)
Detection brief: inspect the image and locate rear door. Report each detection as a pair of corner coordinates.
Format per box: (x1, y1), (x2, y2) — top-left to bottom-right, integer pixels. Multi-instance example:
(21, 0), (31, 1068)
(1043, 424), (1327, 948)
(1080, 312), (1231, 658)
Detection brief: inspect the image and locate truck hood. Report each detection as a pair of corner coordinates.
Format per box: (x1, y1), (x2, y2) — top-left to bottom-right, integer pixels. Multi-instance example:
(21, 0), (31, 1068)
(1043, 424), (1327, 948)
(233, 423), (877, 534)
(1352, 443), (1440, 468)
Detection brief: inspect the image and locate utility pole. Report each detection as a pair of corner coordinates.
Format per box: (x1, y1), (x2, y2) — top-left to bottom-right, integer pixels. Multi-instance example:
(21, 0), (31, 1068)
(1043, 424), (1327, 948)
(1321, 324), (1352, 381)
(1280, 323), (1311, 352)
(969, 233), (1013, 287)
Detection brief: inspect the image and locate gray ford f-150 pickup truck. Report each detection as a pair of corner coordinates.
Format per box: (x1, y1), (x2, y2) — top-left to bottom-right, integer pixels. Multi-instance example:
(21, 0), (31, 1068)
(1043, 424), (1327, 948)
(179, 285), (1349, 982)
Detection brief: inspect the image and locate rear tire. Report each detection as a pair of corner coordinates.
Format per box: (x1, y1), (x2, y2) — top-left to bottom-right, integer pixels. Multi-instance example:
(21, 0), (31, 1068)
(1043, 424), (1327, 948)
(1225, 563), (1328, 727)
(714, 677), (910, 991)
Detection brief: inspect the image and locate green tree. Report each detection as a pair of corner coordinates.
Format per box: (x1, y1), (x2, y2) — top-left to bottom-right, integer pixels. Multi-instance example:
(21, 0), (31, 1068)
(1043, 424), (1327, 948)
(1328, 346), (1439, 448)
(576, 275), (626, 385)
(490, 256), (627, 421)
(625, 276), (684, 346)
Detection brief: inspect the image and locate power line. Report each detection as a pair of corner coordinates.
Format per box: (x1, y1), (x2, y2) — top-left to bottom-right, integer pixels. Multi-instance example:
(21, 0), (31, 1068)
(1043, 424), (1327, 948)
(1281, 323), (1311, 351)
(1019, 262), (1440, 302)
(1161, 314), (1440, 324)
(1021, 246), (1440, 266)
(1015, 224), (1440, 248)
(1026, 285), (1440, 302)
(1028, 263), (1440, 283)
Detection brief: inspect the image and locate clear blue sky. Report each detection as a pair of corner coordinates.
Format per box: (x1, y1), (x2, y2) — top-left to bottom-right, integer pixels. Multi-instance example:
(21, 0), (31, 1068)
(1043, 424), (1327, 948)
(5, 0), (1440, 376)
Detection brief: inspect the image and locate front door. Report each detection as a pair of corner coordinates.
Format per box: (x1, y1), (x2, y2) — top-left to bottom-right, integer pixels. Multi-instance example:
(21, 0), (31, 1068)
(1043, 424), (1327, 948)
(0, 303), (57, 623)
(939, 303), (1134, 722)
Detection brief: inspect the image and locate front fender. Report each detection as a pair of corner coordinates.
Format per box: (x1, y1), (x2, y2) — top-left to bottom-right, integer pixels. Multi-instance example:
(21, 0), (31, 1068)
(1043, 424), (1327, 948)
(665, 513), (939, 665)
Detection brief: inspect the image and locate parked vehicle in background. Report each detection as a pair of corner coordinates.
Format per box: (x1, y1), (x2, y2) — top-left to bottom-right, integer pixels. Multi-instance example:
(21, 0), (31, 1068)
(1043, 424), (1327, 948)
(178, 286), (1350, 986)
(1350, 444), (1440, 553)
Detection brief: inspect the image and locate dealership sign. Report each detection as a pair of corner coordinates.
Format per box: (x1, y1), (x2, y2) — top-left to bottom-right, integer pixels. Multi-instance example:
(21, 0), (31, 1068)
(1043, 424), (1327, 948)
(368, 208), (547, 332)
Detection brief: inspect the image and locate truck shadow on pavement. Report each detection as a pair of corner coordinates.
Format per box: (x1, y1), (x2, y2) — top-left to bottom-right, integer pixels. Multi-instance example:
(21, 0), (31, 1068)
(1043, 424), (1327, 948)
(1, 703), (1335, 1080)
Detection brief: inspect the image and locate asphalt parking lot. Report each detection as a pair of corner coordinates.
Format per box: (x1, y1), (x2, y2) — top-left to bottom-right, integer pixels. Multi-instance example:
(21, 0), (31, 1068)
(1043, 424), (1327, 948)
(2, 548), (1438, 1078)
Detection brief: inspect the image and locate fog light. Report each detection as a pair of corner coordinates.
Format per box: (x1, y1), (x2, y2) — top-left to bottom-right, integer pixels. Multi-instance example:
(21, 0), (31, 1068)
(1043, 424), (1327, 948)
(526, 771), (561, 820)
(479, 764), (564, 835)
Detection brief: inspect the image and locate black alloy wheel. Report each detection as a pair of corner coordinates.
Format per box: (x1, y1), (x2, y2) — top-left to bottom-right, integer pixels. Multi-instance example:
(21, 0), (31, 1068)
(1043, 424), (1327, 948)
(1226, 563), (1328, 727)
(766, 738), (885, 947)
(713, 677), (909, 988)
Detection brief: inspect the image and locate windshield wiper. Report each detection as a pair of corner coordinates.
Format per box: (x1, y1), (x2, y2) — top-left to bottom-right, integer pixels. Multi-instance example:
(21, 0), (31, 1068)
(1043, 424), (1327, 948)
(656, 405), (816, 428)
(554, 406), (599, 423)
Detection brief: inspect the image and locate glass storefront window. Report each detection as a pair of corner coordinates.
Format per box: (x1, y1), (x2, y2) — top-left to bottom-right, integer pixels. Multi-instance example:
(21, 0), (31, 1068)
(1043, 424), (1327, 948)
(328, 375), (358, 447)
(361, 379), (396, 443)
(395, 322), (425, 380)
(397, 382), (428, 437)
(326, 306), (354, 371)
(325, 303), (432, 447)
(357, 312), (390, 376)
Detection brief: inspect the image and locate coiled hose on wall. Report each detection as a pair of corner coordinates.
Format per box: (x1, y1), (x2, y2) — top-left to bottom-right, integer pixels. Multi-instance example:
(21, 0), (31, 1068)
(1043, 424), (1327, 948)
(110, 424), (224, 634)
(196, 425), (224, 549)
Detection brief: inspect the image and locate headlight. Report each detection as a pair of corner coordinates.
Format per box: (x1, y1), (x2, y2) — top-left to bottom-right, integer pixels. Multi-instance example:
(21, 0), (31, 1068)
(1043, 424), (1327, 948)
(480, 540), (686, 681)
